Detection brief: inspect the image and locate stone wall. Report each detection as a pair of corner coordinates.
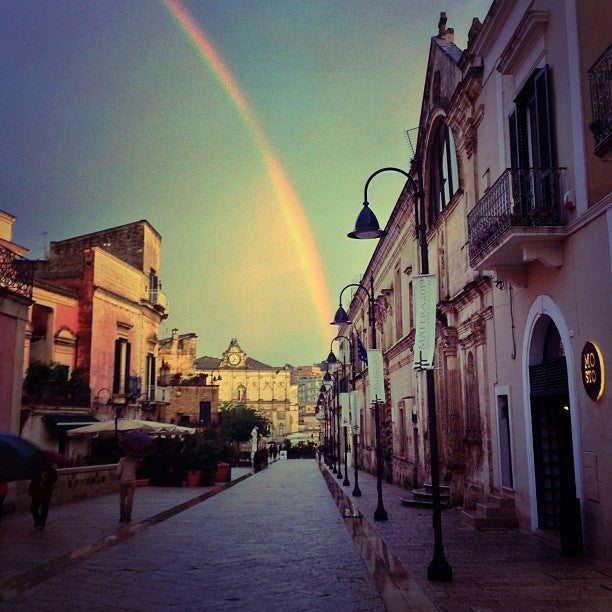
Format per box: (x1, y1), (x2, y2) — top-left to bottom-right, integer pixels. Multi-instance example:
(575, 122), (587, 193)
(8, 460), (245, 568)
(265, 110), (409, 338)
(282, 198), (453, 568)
(4, 464), (120, 515)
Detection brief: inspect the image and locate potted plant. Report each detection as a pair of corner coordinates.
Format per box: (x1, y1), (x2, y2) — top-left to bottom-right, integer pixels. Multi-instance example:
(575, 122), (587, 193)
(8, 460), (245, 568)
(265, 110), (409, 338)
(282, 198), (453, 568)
(183, 435), (221, 486)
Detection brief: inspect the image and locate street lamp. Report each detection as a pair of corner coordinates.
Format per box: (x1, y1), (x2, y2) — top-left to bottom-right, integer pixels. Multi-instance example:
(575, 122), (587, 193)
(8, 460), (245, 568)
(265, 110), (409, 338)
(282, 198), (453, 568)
(327, 336), (352, 488)
(319, 367), (334, 468)
(318, 386), (332, 469)
(323, 357), (343, 481)
(332, 278), (386, 520)
(348, 163), (452, 581)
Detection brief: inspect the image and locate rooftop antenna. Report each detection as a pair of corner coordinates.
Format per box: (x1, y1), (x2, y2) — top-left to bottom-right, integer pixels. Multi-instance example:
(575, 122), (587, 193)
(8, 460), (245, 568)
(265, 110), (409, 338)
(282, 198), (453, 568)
(37, 232), (49, 259)
(404, 127), (419, 160)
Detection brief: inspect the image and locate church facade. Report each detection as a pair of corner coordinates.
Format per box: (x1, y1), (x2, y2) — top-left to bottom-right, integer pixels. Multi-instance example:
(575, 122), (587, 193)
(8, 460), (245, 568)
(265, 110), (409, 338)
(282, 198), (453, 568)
(160, 334), (299, 441)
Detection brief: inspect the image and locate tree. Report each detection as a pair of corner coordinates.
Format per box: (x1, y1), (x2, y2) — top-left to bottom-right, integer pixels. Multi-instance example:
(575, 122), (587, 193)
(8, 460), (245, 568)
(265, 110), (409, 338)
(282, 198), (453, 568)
(218, 402), (270, 445)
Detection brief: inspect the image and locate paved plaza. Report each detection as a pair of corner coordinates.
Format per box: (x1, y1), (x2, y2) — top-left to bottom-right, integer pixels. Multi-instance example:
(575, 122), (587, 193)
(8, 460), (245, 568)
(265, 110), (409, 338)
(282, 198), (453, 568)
(1, 460), (611, 610)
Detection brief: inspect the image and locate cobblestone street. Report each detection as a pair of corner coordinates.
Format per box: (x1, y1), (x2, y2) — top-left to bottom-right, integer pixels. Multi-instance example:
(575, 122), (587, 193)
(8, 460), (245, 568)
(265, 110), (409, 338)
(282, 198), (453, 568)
(1, 460), (611, 611)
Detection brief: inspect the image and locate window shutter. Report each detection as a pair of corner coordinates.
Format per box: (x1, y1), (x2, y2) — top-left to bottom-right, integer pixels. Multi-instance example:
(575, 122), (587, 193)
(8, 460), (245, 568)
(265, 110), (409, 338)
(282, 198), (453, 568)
(113, 339), (122, 394)
(509, 109), (519, 168)
(534, 65), (555, 169)
(124, 342), (131, 395)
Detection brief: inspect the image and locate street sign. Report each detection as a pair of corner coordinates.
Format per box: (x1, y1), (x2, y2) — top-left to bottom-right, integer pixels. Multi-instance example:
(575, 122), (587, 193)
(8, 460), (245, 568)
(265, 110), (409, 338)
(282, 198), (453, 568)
(367, 349), (385, 404)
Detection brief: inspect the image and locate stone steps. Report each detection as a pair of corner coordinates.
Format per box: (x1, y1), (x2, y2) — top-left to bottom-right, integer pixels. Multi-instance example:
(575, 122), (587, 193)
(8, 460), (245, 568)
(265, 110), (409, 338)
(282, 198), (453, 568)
(400, 482), (451, 509)
(461, 494), (519, 529)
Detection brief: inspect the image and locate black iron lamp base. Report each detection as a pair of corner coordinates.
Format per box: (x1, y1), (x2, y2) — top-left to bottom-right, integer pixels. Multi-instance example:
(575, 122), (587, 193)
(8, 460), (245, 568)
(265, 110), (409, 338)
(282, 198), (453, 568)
(427, 557), (452, 581)
(374, 505), (388, 521)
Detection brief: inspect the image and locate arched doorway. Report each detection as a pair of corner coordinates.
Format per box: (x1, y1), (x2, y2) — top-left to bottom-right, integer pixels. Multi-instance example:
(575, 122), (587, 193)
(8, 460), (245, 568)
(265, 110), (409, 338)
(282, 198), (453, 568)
(528, 315), (582, 555)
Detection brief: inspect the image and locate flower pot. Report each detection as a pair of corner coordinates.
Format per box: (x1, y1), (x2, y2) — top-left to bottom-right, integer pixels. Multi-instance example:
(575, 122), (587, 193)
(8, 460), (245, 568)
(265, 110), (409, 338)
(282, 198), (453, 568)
(200, 468), (215, 486)
(186, 470), (202, 487)
(214, 463), (231, 483)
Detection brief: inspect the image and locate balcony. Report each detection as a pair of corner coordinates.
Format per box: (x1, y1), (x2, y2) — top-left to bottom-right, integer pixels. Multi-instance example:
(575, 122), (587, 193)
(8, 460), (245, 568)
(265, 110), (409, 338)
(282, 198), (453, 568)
(468, 168), (568, 286)
(0, 245), (35, 299)
(23, 385), (91, 408)
(588, 43), (612, 160)
(148, 287), (169, 313)
(152, 386), (170, 403)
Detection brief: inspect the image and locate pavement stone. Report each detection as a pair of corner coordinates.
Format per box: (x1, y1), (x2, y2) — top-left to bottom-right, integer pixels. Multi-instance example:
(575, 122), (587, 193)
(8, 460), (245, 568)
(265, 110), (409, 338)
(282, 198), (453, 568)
(0, 462), (385, 611)
(320, 460), (612, 611)
(1, 460), (611, 611)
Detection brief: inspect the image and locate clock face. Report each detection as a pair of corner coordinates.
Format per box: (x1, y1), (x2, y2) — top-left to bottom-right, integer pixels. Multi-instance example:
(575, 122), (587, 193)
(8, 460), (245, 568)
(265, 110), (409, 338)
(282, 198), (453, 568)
(228, 353), (241, 366)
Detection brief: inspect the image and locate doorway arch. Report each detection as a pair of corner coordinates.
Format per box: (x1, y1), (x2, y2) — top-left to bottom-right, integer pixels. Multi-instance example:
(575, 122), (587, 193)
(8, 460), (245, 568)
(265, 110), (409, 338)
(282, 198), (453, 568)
(523, 297), (583, 555)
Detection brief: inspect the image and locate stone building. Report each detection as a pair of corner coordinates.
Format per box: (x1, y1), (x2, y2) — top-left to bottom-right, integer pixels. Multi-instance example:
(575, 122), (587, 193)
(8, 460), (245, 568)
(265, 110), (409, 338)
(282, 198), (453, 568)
(0, 210), (34, 434)
(292, 364), (324, 440)
(337, 1), (611, 561)
(158, 329), (219, 427)
(464, 0), (611, 559)
(161, 336), (299, 441)
(20, 220), (170, 452)
(158, 329), (199, 380)
(196, 339), (298, 441)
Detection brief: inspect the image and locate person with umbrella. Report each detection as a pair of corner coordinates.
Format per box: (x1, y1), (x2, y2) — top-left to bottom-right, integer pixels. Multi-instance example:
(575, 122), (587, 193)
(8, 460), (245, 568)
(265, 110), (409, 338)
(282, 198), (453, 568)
(117, 453), (139, 523)
(0, 481), (7, 525)
(116, 431), (155, 523)
(29, 465), (57, 530)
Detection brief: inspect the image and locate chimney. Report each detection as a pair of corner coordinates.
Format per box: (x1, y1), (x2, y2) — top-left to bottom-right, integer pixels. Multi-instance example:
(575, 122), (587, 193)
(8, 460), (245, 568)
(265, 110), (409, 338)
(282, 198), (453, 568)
(437, 12), (455, 43)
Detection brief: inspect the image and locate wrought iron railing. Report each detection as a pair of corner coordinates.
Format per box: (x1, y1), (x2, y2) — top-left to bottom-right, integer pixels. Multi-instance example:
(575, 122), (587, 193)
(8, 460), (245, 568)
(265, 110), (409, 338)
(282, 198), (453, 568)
(0, 243), (35, 299)
(588, 43), (612, 158)
(468, 167), (567, 263)
(22, 386), (92, 408)
(148, 287), (168, 311)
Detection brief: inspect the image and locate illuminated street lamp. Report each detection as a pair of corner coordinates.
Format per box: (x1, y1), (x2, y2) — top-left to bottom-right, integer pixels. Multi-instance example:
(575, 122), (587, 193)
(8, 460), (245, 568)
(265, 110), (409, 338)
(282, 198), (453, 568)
(332, 277), (386, 519)
(348, 163), (452, 581)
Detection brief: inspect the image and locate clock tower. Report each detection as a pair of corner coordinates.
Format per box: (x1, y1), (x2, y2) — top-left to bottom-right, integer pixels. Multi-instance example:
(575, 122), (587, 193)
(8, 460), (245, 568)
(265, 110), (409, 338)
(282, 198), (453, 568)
(221, 338), (246, 367)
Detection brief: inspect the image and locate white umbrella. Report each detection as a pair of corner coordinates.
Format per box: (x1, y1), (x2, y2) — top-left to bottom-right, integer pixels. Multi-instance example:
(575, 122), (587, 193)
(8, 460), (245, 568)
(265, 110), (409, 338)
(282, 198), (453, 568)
(67, 418), (195, 438)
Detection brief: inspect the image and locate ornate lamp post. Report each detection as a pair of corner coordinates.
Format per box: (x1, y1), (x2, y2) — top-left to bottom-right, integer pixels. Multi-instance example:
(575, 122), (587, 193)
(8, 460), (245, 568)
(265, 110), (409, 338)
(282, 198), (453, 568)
(327, 335), (353, 488)
(321, 368), (334, 468)
(334, 371), (343, 481)
(348, 163), (452, 581)
(323, 358), (343, 481)
(332, 278), (386, 519)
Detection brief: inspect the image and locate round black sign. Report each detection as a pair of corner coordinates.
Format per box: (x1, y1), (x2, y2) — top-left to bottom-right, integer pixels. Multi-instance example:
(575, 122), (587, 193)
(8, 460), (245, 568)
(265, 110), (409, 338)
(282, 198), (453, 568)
(581, 342), (604, 401)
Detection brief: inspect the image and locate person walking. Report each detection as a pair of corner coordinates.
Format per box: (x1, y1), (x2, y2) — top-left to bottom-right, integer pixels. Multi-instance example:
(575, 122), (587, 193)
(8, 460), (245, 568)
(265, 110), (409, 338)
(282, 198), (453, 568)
(117, 454), (139, 522)
(29, 466), (57, 529)
(0, 482), (8, 525)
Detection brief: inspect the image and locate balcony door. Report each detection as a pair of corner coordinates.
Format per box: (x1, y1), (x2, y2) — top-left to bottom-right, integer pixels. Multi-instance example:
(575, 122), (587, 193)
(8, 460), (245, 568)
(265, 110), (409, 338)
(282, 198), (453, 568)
(509, 65), (557, 219)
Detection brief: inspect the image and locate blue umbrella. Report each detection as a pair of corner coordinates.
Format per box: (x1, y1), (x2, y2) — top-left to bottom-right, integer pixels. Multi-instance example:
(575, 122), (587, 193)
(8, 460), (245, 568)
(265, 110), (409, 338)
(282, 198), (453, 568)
(0, 433), (49, 482)
(119, 430), (156, 457)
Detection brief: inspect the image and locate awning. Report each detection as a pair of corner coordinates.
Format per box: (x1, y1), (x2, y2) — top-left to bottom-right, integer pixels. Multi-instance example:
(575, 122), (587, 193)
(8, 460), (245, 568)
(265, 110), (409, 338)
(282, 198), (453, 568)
(43, 414), (100, 432)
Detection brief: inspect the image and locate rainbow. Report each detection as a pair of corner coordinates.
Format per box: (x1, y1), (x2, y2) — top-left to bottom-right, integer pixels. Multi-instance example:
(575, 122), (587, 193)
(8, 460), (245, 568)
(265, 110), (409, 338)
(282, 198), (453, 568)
(164, 0), (333, 345)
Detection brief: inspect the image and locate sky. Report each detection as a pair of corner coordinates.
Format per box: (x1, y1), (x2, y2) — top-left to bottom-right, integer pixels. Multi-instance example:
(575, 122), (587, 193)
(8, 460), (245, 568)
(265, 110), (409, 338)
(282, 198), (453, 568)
(2, 0), (490, 367)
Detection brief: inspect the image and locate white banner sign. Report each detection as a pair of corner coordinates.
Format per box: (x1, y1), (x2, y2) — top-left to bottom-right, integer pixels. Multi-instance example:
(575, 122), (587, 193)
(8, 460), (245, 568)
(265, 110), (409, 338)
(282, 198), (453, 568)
(413, 274), (437, 370)
(340, 392), (350, 426)
(367, 349), (386, 404)
(350, 390), (360, 433)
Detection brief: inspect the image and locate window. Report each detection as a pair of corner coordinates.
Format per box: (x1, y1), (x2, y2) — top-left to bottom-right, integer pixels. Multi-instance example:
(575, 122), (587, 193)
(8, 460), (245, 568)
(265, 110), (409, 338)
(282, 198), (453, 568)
(145, 353), (156, 400)
(429, 120), (459, 224)
(199, 401), (211, 426)
(237, 384), (246, 402)
(398, 402), (406, 457)
(408, 280), (414, 331)
(509, 65), (557, 217)
(149, 269), (160, 305)
(497, 394), (513, 488)
(113, 338), (131, 395)
(394, 267), (403, 341)
(510, 65), (555, 170)
(588, 44), (612, 158)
